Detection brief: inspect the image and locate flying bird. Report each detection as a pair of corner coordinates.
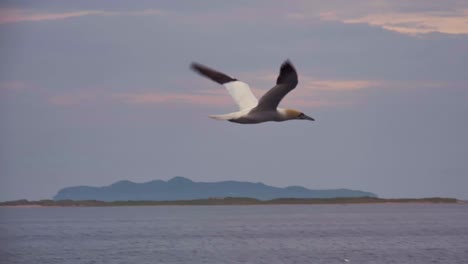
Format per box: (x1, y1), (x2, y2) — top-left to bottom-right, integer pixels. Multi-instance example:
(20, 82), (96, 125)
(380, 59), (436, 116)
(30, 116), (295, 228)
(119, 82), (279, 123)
(190, 60), (315, 124)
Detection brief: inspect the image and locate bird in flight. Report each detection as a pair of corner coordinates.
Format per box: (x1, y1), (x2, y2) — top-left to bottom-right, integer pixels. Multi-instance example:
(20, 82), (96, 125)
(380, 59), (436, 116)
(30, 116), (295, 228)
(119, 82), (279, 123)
(190, 60), (315, 124)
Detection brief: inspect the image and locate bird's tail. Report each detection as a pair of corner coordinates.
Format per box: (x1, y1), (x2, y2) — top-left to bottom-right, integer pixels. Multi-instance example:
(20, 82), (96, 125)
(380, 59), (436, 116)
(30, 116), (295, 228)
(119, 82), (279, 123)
(208, 114), (232, 121)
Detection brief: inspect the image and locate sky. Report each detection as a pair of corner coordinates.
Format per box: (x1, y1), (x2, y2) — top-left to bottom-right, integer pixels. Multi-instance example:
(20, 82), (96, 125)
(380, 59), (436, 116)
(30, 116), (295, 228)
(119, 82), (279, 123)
(1, 0), (467, 201)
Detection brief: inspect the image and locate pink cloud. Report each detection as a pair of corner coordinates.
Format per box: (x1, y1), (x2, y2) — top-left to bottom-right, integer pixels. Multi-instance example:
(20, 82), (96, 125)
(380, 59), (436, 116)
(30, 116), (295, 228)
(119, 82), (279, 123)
(313, 8), (468, 35)
(0, 81), (29, 91)
(318, 11), (339, 21)
(112, 87), (352, 109)
(301, 78), (378, 91)
(284, 98), (353, 108)
(342, 10), (468, 35)
(283, 2), (468, 36)
(128, 9), (166, 16)
(190, 70), (380, 108)
(0, 8), (166, 24)
(239, 70), (378, 91)
(48, 79), (464, 108)
(49, 92), (100, 106)
(112, 91), (232, 107)
(47, 75), (457, 110)
(0, 9), (113, 24)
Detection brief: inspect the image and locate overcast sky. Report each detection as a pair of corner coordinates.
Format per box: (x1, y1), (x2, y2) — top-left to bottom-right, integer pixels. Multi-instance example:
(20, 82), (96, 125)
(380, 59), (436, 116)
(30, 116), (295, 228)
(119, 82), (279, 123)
(1, 0), (467, 201)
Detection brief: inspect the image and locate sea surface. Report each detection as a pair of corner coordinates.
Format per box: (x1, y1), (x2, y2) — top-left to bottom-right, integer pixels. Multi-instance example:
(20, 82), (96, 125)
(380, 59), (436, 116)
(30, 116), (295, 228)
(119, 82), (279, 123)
(1, 204), (467, 264)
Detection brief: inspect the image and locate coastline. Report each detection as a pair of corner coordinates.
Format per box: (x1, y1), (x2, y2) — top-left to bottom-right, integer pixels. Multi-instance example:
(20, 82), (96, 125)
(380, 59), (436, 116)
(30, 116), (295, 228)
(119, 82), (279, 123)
(0, 197), (462, 207)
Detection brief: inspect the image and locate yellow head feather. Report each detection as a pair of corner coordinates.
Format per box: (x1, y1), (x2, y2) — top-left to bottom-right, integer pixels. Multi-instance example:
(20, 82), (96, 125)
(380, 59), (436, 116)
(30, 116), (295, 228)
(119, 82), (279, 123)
(284, 109), (301, 119)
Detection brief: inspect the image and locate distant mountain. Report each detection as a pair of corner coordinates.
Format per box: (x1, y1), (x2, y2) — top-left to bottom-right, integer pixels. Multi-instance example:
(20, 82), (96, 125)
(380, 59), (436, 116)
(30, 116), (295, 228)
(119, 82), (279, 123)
(53, 177), (377, 201)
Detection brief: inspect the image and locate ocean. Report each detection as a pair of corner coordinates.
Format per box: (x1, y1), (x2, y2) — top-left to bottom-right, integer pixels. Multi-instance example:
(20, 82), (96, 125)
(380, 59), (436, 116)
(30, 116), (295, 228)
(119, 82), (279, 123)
(1, 204), (467, 264)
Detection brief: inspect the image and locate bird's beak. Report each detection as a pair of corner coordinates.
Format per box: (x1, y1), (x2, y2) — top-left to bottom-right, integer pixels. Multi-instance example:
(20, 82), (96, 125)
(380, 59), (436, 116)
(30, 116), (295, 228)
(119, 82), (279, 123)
(303, 114), (315, 121)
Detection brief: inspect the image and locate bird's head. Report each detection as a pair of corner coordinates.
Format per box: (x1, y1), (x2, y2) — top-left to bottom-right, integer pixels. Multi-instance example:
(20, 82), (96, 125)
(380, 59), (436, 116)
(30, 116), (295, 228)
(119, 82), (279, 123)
(284, 109), (315, 121)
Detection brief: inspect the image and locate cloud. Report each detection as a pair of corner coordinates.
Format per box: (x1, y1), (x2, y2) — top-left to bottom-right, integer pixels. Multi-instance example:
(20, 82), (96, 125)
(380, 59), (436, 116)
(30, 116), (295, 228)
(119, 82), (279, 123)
(284, 1), (468, 35)
(342, 10), (468, 35)
(49, 78), (464, 108)
(110, 76), (375, 109)
(240, 70), (378, 91)
(301, 78), (378, 91)
(44, 71), (462, 110)
(112, 91), (232, 107)
(279, 78), (377, 108)
(112, 90), (348, 109)
(0, 8), (165, 24)
(3, 3), (466, 36)
(205, 70), (379, 108)
(48, 91), (101, 106)
(0, 81), (29, 91)
(0, 9), (111, 24)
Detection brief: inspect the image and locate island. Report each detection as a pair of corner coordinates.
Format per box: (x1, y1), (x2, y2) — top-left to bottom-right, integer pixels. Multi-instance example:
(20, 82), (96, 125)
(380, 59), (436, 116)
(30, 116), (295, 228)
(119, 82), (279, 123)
(1, 177), (460, 207)
(0, 197), (459, 207)
(53, 176), (377, 201)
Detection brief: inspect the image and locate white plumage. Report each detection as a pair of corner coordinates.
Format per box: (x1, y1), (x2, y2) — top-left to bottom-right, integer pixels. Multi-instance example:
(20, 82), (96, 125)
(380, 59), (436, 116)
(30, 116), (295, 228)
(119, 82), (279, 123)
(223, 81), (258, 110)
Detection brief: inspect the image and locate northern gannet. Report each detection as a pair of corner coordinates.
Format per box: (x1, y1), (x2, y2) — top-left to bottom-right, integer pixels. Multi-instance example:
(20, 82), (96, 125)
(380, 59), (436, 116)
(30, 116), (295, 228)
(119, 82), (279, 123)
(190, 60), (315, 124)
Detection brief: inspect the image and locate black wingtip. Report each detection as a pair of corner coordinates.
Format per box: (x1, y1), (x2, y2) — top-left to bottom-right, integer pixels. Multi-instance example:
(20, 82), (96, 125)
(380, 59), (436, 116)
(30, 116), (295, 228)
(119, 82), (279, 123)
(190, 62), (198, 70)
(190, 62), (208, 76)
(190, 62), (237, 84)
(190, 62), (204, 72)
(276, 60), (298, 85)
(280, 60), (295, 73)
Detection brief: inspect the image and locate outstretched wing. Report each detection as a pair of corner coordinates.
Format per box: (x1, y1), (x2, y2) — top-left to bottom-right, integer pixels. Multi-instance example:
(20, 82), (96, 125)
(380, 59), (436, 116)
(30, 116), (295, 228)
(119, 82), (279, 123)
(191, 63), (258, 110)
(253, 60), (298, 111)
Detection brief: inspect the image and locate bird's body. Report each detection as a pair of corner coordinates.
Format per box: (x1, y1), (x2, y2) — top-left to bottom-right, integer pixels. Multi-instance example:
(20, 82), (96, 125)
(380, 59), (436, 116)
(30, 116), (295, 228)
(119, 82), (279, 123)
(191, 60), (314, 124)
(210, 108), (296, 124)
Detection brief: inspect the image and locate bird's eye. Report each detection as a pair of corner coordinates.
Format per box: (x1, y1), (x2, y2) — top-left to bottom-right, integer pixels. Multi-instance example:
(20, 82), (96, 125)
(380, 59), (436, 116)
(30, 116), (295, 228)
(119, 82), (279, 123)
(297, 113), (305, 119)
